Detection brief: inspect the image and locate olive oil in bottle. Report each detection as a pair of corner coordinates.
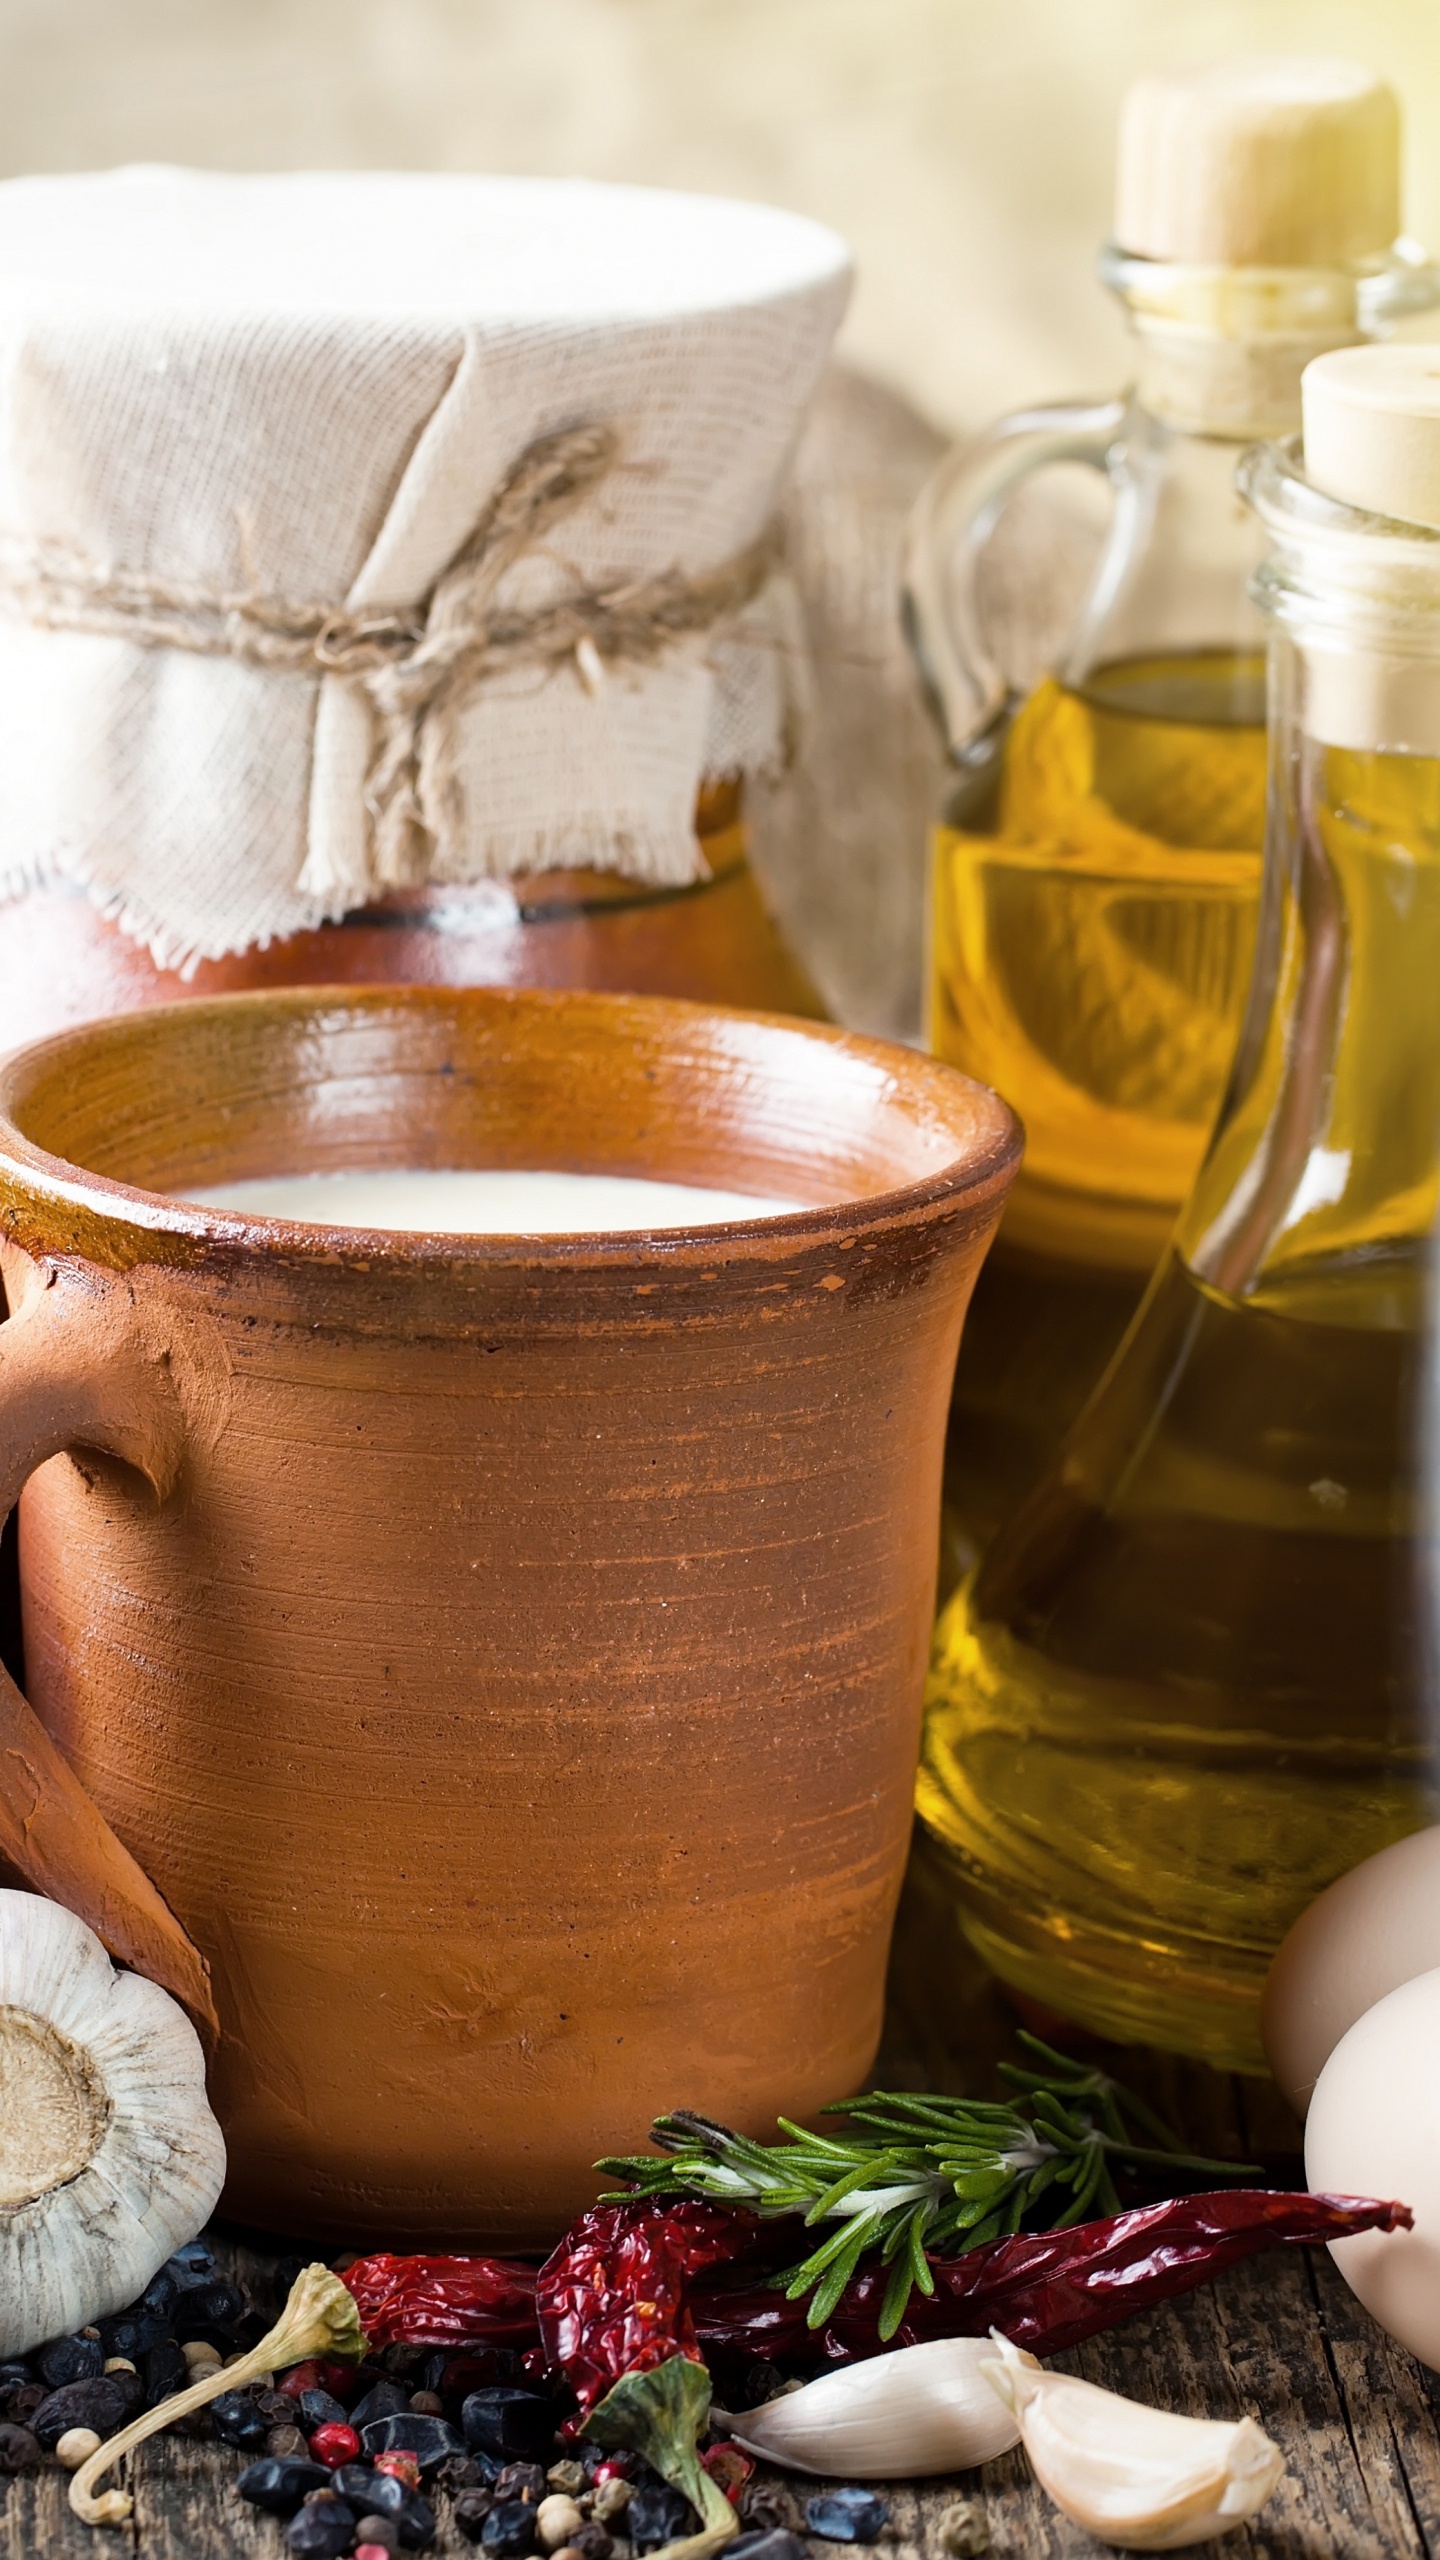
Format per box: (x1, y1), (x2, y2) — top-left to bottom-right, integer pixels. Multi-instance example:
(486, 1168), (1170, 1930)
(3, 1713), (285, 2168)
(930, 650), (1266, 1563)
(921, 368), (1440, 2066)
(933, 652), (1266, 1267)
(903, 57), (1431, 1582)
(921, 1243), (1430, 2070)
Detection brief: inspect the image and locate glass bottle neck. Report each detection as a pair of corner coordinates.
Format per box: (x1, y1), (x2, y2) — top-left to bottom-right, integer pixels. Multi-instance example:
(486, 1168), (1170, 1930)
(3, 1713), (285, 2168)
(1179, 461), (1440, 1317)
(1129, 326), (1350, 442)
(1058, 252), (1395, 681)
(1102, 240), (1439, 441)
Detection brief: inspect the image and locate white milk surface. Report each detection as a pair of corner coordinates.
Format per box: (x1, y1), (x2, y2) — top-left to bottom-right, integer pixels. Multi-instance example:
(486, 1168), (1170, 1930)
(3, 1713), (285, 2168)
(175, 1167), (807, 1234)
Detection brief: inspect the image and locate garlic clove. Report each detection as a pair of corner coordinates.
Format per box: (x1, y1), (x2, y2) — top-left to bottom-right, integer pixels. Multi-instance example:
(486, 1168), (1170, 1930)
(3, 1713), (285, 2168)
(729, 2338), (1025, 2478)
(0, 1889), (225, 2358)
(981, 2332), (1285, 2551)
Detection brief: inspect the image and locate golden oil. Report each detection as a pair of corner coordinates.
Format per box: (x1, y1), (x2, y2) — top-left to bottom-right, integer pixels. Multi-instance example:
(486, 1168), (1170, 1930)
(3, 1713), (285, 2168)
(921, 731), (1440, 2066)
(932, 649), (1268, 1574)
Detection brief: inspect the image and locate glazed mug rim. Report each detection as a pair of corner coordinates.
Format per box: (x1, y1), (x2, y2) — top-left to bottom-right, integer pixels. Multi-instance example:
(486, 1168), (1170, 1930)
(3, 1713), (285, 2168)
(0, 982), (1023, 1272)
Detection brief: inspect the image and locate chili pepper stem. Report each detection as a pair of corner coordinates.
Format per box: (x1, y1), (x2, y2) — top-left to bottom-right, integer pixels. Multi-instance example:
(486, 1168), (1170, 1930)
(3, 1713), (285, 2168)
(68, 2263), (367, 2526)
(582, 2352), (739, 2560)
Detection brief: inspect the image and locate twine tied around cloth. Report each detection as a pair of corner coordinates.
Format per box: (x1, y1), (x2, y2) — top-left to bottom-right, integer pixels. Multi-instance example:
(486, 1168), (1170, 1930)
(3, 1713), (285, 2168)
(0, 423), (782, 893)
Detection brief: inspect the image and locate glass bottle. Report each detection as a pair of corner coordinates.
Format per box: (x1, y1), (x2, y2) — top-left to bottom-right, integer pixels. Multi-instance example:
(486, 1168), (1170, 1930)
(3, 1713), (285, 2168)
(921, 341), (1440, 2071)
(904, 59), (1433, 1581)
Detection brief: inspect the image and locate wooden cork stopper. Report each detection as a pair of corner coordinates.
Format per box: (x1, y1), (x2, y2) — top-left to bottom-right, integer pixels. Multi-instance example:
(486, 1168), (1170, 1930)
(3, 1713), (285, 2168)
(1115, 59), (1400, 267)
(1303, 344), (1440, 531)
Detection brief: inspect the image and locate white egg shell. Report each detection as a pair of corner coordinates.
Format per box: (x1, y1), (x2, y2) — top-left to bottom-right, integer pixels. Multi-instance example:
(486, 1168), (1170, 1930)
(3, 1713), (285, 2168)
(1262, 1827), (1440, 2114)
(1304, 1965), (1440, 2368)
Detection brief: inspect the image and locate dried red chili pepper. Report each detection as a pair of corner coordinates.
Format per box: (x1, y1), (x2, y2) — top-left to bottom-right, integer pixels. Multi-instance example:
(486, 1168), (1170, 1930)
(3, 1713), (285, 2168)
(342, 2252), (539, 2351)
(691, 2188), (1412, 2366)
(343, 2188), (1410, 2385)
(536, 2198), (751, 2417)
(537, 2200), (759, 2559)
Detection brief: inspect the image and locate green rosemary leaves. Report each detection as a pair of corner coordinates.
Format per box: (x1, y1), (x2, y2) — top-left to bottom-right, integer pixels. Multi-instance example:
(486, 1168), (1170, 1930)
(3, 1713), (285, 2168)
(597, 2035), (1253, 2339)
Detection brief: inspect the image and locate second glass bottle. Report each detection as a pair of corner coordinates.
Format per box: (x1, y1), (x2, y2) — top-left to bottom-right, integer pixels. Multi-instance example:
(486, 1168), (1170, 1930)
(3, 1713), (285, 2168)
(906, 56), (1434, 1574)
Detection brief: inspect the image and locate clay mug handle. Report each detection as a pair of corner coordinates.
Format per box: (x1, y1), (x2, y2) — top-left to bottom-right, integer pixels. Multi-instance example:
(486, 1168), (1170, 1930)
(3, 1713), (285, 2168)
(0, 1256), (218, 2037)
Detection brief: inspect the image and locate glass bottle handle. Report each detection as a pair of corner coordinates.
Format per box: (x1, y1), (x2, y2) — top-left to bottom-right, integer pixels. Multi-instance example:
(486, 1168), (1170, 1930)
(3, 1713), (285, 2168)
(903, 397), (1128, 757)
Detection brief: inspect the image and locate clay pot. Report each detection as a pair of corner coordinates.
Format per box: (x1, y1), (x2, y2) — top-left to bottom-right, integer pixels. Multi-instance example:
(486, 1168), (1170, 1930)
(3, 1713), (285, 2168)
(0, 987), (1017, 2244)
(0, 787), (824, 1052)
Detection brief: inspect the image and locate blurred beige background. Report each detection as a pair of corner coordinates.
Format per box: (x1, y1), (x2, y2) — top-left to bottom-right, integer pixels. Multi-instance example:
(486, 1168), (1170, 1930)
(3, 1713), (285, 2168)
(2, 0), (1436, 1031)
(3, 0), (1439, 431)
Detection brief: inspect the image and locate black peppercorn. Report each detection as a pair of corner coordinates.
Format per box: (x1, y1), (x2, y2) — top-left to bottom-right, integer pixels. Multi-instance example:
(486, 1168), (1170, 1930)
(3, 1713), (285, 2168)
(236, 2456), (334, 2516)
(481, 2501), (537, 2558)
(627, 2482), (697, 2553)
(167, 2241), (216, 2281)
(210, 2389), (271, 2452)
(494, 2462), (547, 2504)
(143, 2340), (189, 2406)
(100, 2314), (173, 2363)
(453, 2487), (496, 2540)
(299, 2388), (352, 2432)
(462, 2390), (558, 2464)
(31, 2377), (128, 2450)
(349, 2380), (410, 2432)
(287, 2503), (356, 2558)
(359, 2411), (464, 2475)
(804, 2490), (890, 2545)
(739, 2485), (802, 2537)
(139, 2270), (179, 2321)
(36, 2335), (104, 2389)
(183, 2279), (246, 2329)
(439, 2454), (498, 2496)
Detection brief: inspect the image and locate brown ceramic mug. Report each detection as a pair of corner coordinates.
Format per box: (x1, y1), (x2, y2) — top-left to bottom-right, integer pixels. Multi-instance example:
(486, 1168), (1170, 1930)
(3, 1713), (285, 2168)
(0, 987), (1018, 2244)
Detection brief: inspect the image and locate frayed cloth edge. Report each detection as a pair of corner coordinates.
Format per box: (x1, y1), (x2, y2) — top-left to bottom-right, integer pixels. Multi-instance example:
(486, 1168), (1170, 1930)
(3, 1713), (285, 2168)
(0, 810), (721, 977)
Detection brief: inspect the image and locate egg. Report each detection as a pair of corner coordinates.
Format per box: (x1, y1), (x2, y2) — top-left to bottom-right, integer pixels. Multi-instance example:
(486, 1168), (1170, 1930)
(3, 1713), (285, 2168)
(1304, 1966), (1440, 2369)
(1262, 1826), (1440, 2114)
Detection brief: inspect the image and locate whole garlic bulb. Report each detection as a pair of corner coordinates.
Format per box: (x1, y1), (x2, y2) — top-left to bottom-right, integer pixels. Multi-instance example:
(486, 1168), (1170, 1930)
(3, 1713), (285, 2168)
(981, 2333), (1285, 2550)
(730, 2338), (1025, 2477)
(0, 1890), (225, 2355)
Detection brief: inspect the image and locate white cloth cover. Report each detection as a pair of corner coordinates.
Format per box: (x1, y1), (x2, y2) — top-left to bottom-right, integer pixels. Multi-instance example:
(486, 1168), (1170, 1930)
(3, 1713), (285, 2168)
(0, 168), (850, 966)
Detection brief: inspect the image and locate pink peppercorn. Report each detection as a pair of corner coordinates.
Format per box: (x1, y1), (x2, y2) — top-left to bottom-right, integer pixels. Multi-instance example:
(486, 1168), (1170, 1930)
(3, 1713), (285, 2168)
(309, 2422), (362, 2468)
(591, 2460), (632, 2485)
(702, 2444), (754, 2505)
(373, 2450), (421, 2488)
(277, 2360), (325, 2399)
(355, 2548), (391, 2560)
(280, 2358), (358, 2402)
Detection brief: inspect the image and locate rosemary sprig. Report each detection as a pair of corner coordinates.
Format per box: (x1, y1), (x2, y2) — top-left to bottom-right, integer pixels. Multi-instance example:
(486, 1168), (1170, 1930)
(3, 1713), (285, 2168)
(596, 2033), (1255, 2341)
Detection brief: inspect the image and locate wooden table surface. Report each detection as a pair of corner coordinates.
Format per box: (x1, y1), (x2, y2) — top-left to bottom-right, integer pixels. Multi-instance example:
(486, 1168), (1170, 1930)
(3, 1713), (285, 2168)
(7, 1832), (1436, 2560)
